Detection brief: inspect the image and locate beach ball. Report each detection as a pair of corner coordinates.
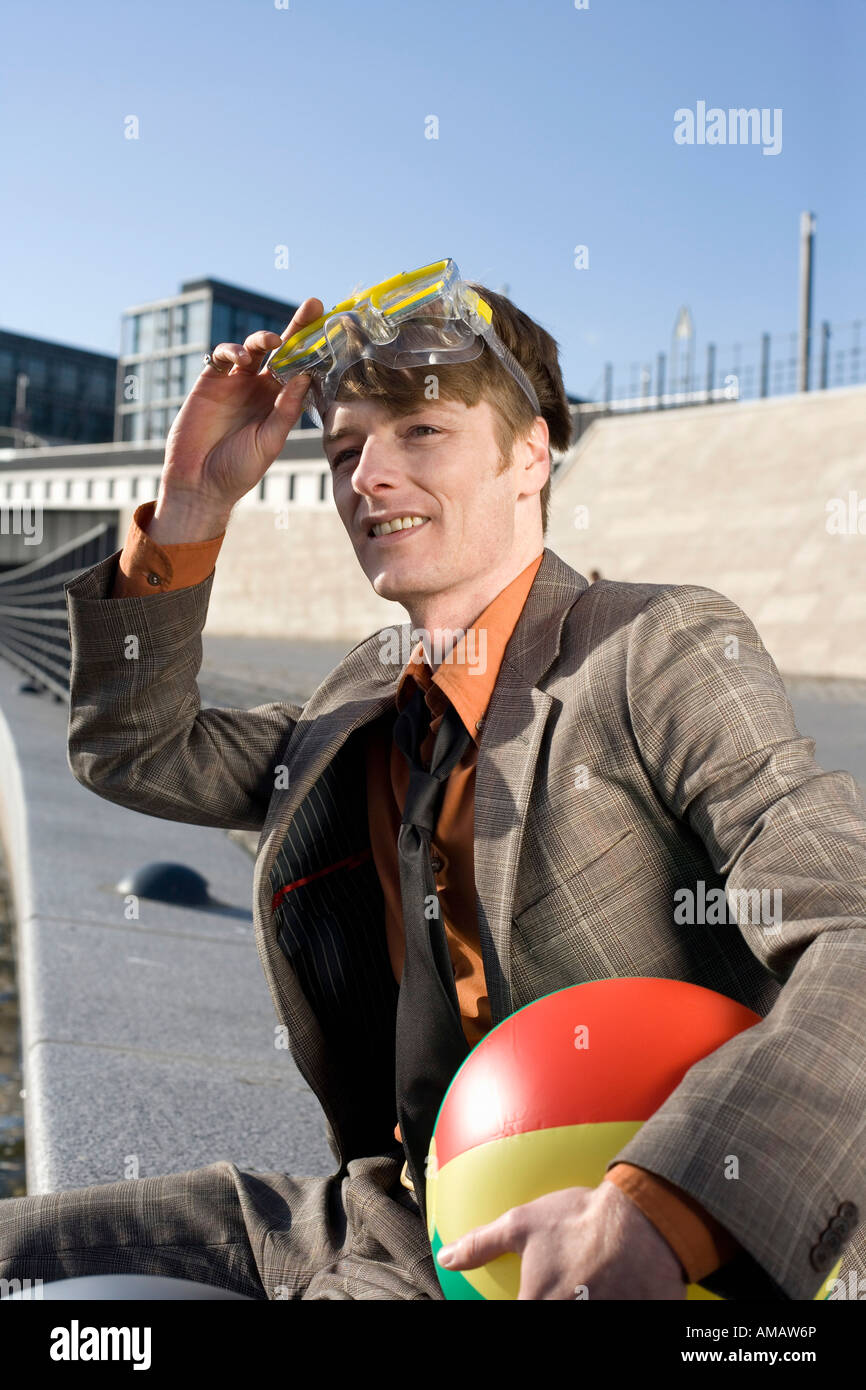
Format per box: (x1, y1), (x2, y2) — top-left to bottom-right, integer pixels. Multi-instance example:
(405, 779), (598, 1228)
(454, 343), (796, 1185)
(426, 977), (841, 1300)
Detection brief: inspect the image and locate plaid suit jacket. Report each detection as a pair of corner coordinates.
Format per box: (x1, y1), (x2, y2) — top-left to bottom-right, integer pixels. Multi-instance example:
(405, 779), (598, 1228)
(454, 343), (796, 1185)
(64, 545), (866, 1300)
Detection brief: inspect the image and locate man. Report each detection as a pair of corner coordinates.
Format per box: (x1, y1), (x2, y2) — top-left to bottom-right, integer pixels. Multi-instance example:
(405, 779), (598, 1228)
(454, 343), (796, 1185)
(1, 263), (863, 1301)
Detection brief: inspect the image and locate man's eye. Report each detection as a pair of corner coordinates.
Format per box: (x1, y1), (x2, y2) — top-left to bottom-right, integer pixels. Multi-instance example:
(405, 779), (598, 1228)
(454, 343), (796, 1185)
(331, 425), (439, 468)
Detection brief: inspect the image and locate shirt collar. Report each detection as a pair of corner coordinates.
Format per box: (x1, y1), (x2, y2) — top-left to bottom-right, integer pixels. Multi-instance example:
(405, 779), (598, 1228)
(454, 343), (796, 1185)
(394, 553), (544, 744)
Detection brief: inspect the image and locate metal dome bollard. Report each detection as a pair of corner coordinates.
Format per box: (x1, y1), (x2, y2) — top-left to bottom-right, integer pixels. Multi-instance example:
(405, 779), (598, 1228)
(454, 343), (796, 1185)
(115, 862), (211, 907)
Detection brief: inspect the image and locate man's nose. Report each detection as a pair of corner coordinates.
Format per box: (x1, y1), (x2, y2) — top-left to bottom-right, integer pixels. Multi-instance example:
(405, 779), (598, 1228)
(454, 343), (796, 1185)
(351, 438), (403, 495)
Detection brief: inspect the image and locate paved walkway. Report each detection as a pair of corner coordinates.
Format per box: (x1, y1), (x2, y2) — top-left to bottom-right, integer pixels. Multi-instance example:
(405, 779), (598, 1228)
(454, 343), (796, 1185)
(0, 654), (334, 1193)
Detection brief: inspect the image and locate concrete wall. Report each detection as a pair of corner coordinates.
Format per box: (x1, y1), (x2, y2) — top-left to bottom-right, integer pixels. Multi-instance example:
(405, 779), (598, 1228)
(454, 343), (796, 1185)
(205, 504), (408, 640)
(0, 435), (408, 642)
(546, 385), (866, 679)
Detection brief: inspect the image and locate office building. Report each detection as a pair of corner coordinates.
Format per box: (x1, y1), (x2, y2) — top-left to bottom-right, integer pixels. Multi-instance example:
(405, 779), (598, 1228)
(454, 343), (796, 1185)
(0, 330), (116, 447)
(116, 277), (315, 442)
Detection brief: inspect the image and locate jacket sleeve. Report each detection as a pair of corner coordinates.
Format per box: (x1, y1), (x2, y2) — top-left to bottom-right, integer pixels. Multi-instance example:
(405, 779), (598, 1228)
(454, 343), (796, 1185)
(606, 582), (866, 1300)
(64, 551), (302, 832)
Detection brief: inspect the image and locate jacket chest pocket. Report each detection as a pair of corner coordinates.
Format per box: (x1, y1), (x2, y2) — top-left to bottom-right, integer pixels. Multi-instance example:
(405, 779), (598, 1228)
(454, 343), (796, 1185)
(512, 827), (641, 949)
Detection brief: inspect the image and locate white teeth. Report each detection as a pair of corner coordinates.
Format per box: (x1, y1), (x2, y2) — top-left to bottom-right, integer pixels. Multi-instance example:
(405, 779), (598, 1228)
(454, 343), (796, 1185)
(371, 515), (429, 537)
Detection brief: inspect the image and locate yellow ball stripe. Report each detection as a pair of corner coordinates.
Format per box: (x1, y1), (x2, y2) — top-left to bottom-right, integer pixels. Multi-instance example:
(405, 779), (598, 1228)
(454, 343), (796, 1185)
(429, 1124), (841, 1301)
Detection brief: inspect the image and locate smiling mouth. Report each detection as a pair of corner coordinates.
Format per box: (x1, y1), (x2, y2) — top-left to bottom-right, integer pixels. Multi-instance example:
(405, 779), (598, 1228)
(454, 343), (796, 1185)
(367, 515), (431, 539)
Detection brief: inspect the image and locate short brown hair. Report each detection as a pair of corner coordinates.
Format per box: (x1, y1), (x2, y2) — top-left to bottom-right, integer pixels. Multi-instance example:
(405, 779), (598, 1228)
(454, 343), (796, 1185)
(330, 281), (572, 534)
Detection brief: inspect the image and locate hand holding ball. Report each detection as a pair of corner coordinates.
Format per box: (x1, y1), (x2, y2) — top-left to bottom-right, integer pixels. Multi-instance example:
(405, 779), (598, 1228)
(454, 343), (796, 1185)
(425, 977), (842, 1300)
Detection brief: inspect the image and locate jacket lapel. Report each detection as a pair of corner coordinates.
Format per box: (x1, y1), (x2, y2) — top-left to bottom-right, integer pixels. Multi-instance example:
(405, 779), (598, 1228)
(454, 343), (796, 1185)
(474, 549), (589, 1022)
(255, 547), (589, 1023)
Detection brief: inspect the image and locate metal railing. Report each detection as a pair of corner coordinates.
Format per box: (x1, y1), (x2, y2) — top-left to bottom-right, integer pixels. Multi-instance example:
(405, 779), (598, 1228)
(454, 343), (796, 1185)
(583, 317), (863, 417)
(0, 522), (116, 701)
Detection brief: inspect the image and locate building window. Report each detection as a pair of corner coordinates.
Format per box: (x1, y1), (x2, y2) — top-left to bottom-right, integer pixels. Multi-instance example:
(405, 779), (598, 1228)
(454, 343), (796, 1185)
(85, 372), (112, 404)
(236, 309), (257, 341)
(187, 298), (209, 347)
(122, 315), (140, 355)
(155, 307), (170, 348)
(58, 363), (78, 395)
(151, 358), (169, 400)
(137, 313), (155, 355)
(169, 355), (185, 396)
(210, 302), (231, 347)
(131, 475), (139, 499)
(184, 351), (202, 393)
(319, 472), (330, 502)
(52, 408), (75, 436)
(25, 357), (48, 389)
(65, 478), (73, 499)
(85, 412), (108, 439)
(171, 303), (188, 347)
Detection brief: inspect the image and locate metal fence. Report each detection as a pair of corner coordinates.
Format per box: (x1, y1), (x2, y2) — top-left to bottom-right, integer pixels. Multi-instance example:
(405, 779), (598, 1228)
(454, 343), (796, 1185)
(583, 317), (863, 416)
(0, 522), (116, 701)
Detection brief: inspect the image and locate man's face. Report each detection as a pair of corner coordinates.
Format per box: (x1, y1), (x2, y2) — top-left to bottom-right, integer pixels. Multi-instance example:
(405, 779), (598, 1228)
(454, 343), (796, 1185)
(322, 394), (532, 606)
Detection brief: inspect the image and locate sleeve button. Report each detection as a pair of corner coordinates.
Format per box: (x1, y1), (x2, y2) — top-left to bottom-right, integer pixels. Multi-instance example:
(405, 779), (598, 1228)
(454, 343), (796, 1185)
(810, 1245), (832, 1272)
(146, 572), (162, 586)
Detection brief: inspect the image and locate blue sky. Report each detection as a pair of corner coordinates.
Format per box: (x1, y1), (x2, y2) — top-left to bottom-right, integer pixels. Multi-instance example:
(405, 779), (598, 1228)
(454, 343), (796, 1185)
(2, 0), (861, 398)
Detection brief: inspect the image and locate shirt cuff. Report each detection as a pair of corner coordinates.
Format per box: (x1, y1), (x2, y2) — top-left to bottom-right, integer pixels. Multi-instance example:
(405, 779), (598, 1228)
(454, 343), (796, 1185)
(603, 1162), (741, 1284)
(111, 499), (226, 598)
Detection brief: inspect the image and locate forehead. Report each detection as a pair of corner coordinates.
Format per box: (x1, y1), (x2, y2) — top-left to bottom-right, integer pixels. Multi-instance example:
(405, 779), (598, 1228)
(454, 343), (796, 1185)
(321, 394), (491, 445)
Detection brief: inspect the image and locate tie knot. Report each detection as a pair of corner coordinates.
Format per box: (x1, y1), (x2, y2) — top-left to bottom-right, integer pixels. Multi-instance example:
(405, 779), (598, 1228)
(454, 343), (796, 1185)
(393, 685), (471, 831)
(394, 684), (433, 758)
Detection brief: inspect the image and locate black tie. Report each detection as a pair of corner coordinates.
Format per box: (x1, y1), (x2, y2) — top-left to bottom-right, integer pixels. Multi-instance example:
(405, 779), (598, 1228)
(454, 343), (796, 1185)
(392, 682), (472, 1222)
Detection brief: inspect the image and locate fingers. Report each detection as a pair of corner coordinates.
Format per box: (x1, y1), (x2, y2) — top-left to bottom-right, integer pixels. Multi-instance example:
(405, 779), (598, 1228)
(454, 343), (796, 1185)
(438, 1210), (523, 1270)
(206, 333), (294, 378)
(241, 331), (287, 374)
(204, 343), (251, 375)
(282, 297), (325, 341)
(241, 298), (326, 375)
(205, 299), (326, 379)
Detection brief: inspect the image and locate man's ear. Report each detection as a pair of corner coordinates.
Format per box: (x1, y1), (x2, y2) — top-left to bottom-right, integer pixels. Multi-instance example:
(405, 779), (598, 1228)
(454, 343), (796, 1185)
(517, 416), (550, 500)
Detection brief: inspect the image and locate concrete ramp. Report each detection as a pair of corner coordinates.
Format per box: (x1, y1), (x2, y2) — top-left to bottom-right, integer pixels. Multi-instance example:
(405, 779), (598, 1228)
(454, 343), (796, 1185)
(548, 386), (866, 678)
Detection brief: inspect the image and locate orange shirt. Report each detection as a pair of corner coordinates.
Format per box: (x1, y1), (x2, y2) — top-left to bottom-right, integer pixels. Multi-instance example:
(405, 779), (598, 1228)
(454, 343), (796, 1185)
(109, 499), (741, 1285)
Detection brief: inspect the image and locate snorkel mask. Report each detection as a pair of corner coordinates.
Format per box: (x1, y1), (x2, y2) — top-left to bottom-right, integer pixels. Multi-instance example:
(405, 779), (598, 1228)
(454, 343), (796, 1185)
(264, 258), (541, 427)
